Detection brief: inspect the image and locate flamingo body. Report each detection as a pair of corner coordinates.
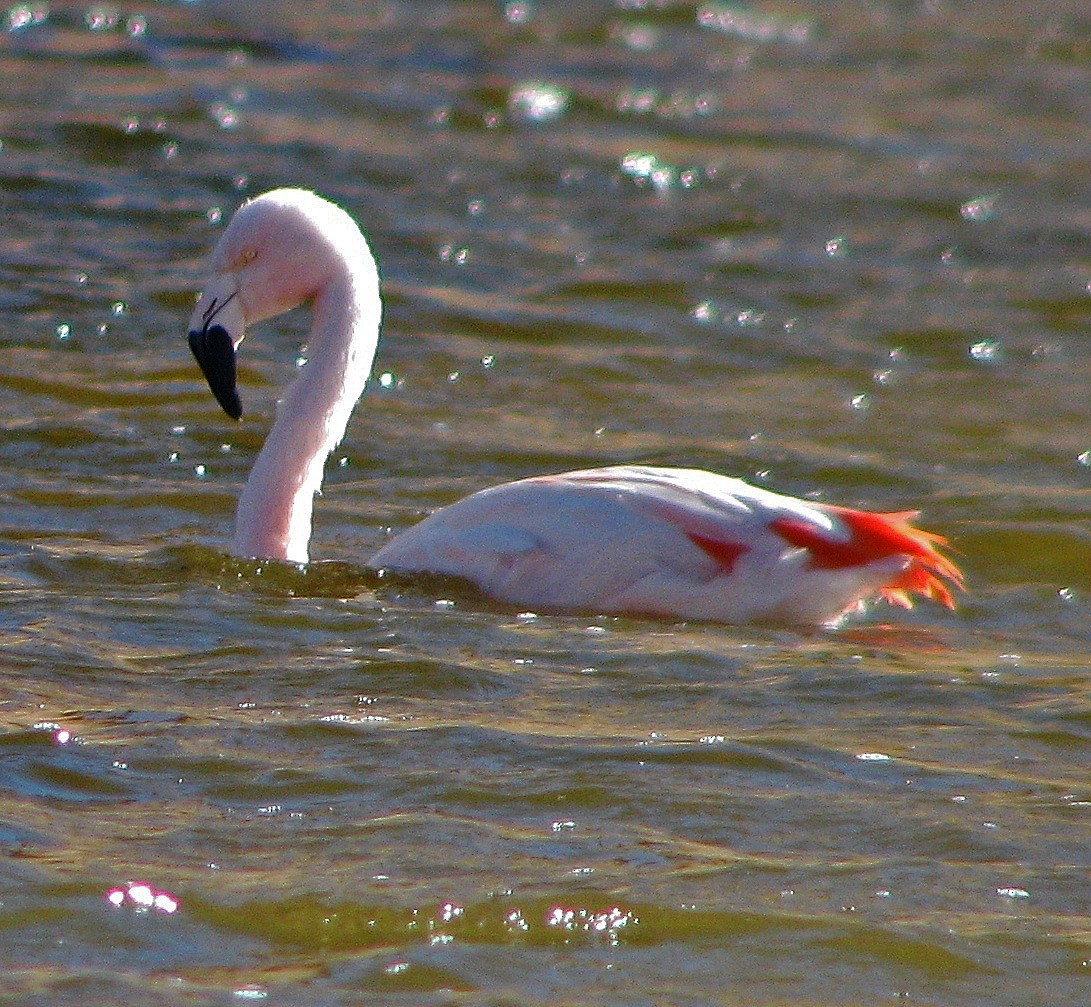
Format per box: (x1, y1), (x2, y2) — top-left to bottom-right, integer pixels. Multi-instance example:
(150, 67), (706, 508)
(185, 188), (962, 627)
(369, 465), (960, 625)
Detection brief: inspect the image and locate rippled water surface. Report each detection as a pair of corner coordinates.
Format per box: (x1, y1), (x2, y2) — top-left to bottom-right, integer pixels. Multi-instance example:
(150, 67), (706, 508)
(3, 1), (1091, 1003)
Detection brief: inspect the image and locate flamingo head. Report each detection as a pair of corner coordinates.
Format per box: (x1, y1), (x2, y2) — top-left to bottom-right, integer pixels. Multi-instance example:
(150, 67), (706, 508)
(186, 188), (366, 419)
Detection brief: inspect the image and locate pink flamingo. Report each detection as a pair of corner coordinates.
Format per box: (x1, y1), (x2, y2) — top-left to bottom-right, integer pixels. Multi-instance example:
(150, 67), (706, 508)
(187, 188), (962, 626)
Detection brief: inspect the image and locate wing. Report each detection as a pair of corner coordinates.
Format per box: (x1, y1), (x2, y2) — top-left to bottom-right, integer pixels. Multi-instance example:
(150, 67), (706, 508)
(368, 465), (962, 625)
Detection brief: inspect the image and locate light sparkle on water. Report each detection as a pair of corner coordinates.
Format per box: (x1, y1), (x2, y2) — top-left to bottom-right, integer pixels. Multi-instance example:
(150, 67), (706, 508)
(106, 883), (179, 915)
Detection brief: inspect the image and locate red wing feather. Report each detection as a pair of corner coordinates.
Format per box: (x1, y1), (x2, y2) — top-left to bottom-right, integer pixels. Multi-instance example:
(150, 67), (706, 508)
(770, 506), (964, 610)
(685, 532), (749, 574)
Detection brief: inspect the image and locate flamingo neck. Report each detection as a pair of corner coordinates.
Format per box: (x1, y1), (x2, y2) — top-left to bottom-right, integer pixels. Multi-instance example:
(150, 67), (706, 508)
(232, 256), (380, 564)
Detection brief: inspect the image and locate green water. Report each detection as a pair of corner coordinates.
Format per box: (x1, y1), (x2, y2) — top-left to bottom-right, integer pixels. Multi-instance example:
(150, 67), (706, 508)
(2, 2), (1091, 1004)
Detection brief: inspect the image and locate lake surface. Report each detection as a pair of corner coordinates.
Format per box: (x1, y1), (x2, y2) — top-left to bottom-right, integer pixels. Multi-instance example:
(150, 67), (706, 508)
(2, 1), (1091, 1003)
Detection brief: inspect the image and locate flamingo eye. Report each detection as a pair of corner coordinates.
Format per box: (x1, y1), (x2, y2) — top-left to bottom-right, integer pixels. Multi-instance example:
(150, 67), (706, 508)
(241, 247), (257, 264)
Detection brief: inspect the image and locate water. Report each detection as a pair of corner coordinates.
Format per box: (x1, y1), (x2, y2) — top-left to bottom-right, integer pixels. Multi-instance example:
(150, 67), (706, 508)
(2, 1), (1091, 1003)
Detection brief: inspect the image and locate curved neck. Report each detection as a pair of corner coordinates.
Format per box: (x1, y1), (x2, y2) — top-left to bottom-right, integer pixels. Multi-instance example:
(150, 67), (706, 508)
(232, 253), (381, 563)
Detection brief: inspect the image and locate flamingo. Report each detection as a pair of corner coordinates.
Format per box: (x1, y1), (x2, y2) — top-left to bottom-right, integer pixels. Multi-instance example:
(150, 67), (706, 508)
(186, 188), (963, 626)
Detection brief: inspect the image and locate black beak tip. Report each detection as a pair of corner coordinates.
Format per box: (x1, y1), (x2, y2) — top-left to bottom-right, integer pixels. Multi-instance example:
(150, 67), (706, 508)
(220, 389), (244, 421)
(188, 325), (243, 421)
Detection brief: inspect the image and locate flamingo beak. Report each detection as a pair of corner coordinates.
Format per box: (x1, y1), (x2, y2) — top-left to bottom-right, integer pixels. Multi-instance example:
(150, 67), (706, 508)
(187, 273), (246, 420)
